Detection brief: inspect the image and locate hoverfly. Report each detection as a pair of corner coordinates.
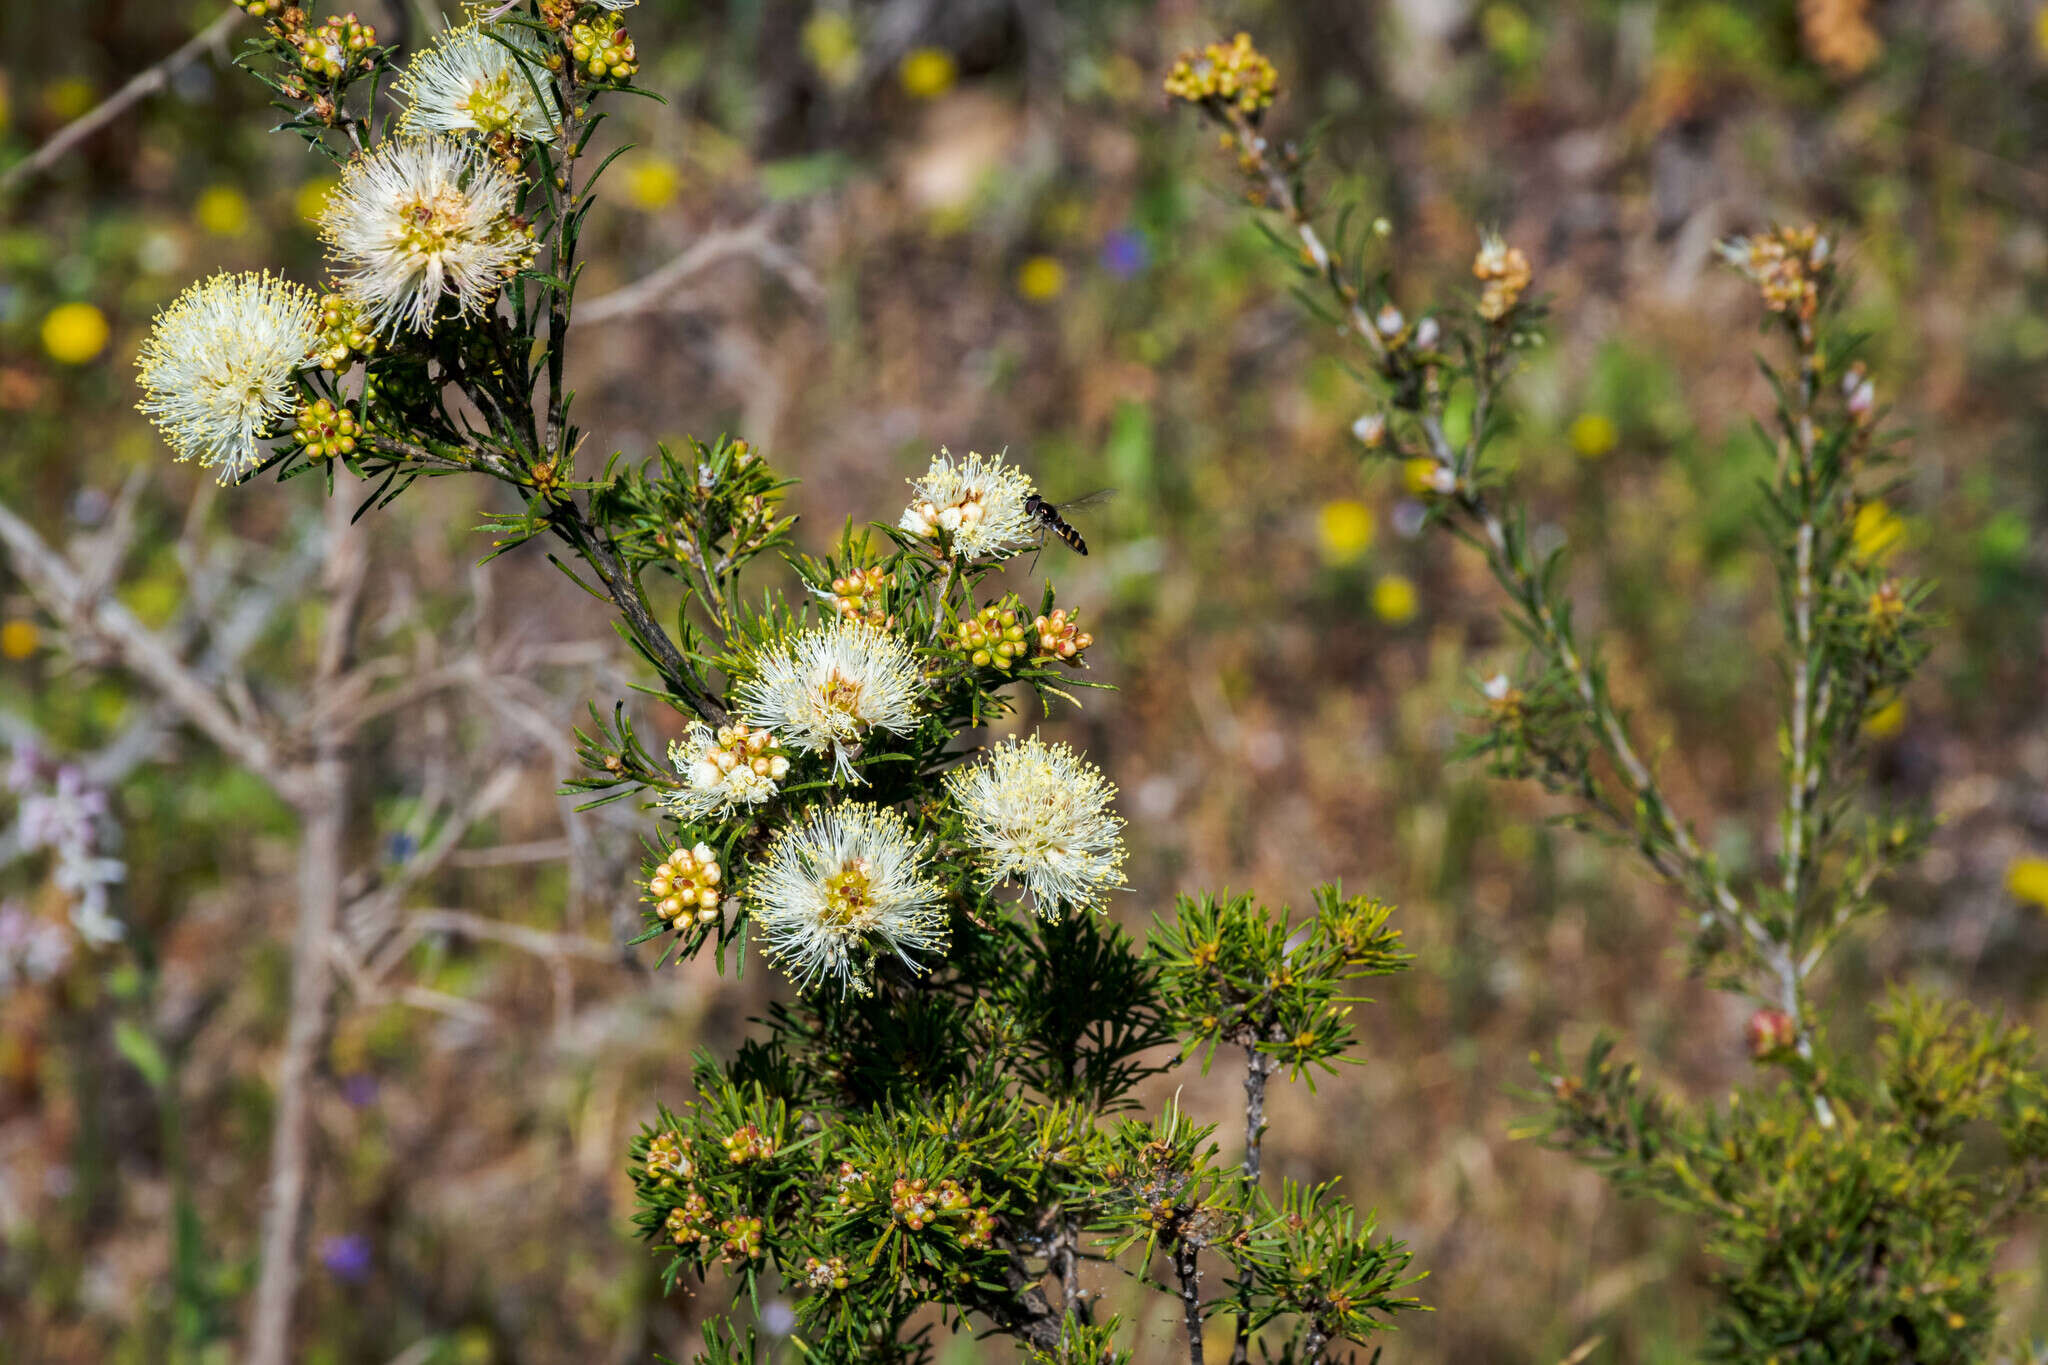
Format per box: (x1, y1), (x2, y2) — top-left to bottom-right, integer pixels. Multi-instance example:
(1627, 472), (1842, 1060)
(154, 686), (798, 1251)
(1024, 489), (1114, 557)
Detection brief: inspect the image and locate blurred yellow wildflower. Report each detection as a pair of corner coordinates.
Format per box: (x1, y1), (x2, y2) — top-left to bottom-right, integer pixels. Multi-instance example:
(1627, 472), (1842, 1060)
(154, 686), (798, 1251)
(1099, 53), (1145, 103)
(1498, 822), (1537, 863)
(1480, 5), (1536, 64)
(802, 11), (860, 87)
(1043, 195), (1086, 241)
(44, 77), (94, 122)
(1162, 33), (1278, 114)
(1852, 500), (1905, 562)
(2037, 5), (2048, 59)
(620, 154), (682, 211)
(1316, 499), (1374, 565)
(195, 185), (252, 237)
(1864, 694), (1905, 738)
(453, 1324), (495, 1365)
(1372, 573), (1419, 623)
(1569, 412), (1617, 459)
(0, 620), (39, 661)
(1016, 256), (1066, 302)
(122, 574), (181, 629)
(294, 177), (338, 226)
(1402, 458), (1439, 495)
(899, 47), (957, 99)
(42, 302), (109, 365)
(2008, 856), (2048, 910)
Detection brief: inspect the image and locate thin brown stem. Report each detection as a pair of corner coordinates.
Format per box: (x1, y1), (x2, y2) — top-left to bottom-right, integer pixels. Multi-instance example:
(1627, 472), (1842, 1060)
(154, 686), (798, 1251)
(548, 500), (726, 724)
(362, 434), (506, 478)
(1174, 1240), (1207, 1365)
(360, 429), (723, 722)
(247, 485), (366, 1365)
(1782, 319), (1822, 915)
(1454, 487), (1735, 915)
(1049, 1215), (1088, 1325)
(1214, 96), (1748, 945)
(490, 104), (729, 724)
(1447, 479), (1835, 1125)
(1230, 1044), (1277, 1365)
(542, 93), (584, 461)
(1221, 108), (1391, 374)
(1767, 319), (1839, 1119)
(967, 1252), (1065, 1351)
(1222, 94), (1767, 955)
(1241, 1046), (1275, 1183)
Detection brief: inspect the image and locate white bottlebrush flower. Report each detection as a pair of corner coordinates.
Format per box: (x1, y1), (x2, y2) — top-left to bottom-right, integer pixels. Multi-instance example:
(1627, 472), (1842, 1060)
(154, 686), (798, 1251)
(746, 802), (947, 994)
(735, 619), (923, 782)
(319, 136), (534, 336)
(135, 272), (321, 483)
(898, 448), (1038, 560)
(663, 721), (790, 822)
(946, 734), (1126, 917)
(397, 22), (556, 143)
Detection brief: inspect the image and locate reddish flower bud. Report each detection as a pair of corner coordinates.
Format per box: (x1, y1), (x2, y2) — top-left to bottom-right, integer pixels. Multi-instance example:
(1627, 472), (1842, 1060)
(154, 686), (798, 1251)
(1746, 1008), (1797, 1060)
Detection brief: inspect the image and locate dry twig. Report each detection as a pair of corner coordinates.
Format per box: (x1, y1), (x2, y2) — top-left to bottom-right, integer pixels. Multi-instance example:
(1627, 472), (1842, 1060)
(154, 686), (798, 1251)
(248, 486), (366, 1365)
(576, 215), (824, 323)
(0, 9), (244, 198)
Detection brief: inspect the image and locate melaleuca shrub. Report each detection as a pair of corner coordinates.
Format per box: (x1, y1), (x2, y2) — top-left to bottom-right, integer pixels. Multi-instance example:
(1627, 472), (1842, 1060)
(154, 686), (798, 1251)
(134, 6), (1430, 1361)
(1540, 997), (2048, 1362)
(1167, 33), (2048, 1363)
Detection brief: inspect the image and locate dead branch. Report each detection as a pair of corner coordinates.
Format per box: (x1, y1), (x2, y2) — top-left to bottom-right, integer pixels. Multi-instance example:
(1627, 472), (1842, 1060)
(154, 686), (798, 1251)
(0, 9), (244, 198)
(247, 484), (367, 1365)
(0, 498), (284, 786)
(576, 215), (824, 323)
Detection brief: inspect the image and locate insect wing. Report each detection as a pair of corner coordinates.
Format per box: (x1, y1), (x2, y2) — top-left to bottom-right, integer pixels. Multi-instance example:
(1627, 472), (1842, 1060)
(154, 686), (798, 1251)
(1026, 489), (1113, 556)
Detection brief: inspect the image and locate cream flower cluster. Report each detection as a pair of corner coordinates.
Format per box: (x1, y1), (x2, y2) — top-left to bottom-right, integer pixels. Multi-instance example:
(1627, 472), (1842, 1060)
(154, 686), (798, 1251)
(945, 734), (1126, 916)
(735, 619), (923, 782)
(648, 843), (724, 927)
(135, 272), (322, 483)
(746, 803), (946, 995)
(898, 449), (1039, 560)
(318, 136), (533, 336)
(397, 22), (557, 143)
(664, 722), (790, 822)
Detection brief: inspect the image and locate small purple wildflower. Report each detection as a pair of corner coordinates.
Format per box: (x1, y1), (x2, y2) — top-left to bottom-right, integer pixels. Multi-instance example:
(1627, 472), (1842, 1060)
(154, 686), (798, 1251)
(320, 1232), (374, 1283)
(8, 748), (124, 946)
(1100, 228), (1149, 280)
